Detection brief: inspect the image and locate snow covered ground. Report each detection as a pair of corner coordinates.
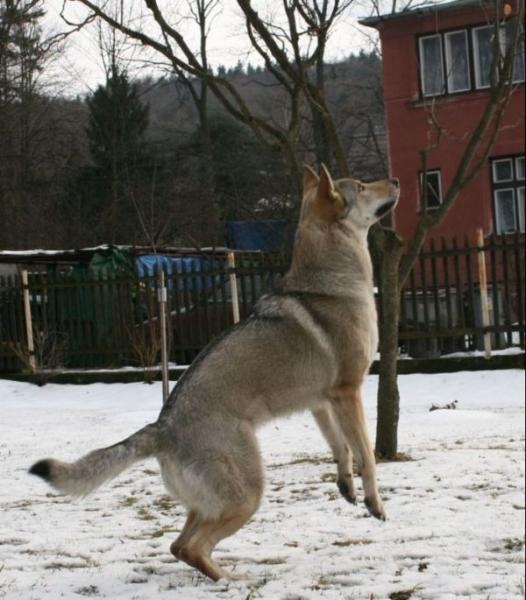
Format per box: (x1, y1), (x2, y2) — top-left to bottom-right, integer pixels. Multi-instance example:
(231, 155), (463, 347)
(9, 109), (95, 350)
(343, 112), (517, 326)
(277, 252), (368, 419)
(0, 371), (524, 600)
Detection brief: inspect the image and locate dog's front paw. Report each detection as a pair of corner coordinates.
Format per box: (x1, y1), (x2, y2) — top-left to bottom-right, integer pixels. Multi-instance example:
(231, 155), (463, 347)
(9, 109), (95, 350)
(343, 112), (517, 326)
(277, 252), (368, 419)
(337, 477), (357, 505)
(364, 496), (386, 521)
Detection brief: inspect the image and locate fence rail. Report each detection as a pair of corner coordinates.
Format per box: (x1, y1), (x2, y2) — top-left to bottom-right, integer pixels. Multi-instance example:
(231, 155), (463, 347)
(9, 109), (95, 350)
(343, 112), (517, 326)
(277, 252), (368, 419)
(0, 234), (524, 373)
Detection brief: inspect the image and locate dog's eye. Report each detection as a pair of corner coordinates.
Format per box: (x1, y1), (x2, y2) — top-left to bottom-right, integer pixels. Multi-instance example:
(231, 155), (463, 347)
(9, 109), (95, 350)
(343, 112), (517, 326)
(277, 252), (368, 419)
(357, 182), (365, 193)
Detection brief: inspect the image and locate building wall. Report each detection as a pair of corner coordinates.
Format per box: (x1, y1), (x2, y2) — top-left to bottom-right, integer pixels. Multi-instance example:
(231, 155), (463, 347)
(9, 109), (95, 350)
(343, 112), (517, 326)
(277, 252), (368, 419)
(377, 2), (525, 242)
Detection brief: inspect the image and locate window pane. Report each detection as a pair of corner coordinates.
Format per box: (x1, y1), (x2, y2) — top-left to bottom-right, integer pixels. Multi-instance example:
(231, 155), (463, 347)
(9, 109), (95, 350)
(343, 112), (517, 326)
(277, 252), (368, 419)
(423, 171), (441, 209)
(518, 188), (525, 232)
(473, 26), (492, 88)
(505, 21), (526, 83)
(516, 157), (525, 180)
(420, 36), (445, 96)
(513, 43), (525, 82)
(493, 159), (513, 182)
(495, 189), (516, 233)
(445, 31), (470, 92)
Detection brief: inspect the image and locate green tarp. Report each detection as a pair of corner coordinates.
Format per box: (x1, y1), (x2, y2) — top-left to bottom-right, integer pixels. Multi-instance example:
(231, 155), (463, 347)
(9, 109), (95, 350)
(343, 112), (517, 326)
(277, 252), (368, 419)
(46, 246), (135, 367)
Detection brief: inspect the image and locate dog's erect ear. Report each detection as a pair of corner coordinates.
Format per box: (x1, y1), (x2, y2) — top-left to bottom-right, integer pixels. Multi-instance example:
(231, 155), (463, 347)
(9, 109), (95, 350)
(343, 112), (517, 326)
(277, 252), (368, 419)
(318, 163), (335, 199)
(314, 163), (348, 221)
(303, 165), (319, 192)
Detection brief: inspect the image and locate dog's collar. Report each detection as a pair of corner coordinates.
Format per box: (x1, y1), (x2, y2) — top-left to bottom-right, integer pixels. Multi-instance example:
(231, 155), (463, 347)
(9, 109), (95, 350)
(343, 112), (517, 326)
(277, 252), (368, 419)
(280, 290), (336, 300)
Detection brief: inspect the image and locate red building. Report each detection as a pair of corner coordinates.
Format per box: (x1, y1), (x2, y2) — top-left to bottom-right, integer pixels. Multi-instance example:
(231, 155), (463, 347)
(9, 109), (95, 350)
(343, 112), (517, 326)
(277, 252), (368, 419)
(361, 0), (525, 242)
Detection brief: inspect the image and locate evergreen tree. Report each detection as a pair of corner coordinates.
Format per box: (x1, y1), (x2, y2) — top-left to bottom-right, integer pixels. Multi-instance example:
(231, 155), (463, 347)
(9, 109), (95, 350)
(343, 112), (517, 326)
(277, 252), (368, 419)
(203, 114), (290, 222)
(86, 68), (149, 175)
(84, 68), (150, 242)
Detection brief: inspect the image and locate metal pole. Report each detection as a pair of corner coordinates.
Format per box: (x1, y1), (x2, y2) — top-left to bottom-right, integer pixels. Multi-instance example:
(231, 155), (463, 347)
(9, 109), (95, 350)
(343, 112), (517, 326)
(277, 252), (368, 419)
(227, 252), (240, 324)
(21, 269), (37, 372)
(158, 269), (170, 403)
(476, 228), (492, 359)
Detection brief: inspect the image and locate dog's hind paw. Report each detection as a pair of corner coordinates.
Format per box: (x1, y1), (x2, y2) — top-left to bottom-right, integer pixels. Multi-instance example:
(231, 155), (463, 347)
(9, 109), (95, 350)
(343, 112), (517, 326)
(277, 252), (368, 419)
(337, 479), (357, 505)
(364, 496), (386, 521)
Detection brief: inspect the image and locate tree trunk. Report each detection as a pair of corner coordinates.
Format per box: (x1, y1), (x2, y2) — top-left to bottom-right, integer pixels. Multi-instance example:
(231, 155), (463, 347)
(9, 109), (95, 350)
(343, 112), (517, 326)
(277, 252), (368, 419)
(282, 142), (303, 202)
(310, 58), (331, 170)
(311, 103), (331, 168)
(197, 86), (214, 189)
(371, 228), (404, 459)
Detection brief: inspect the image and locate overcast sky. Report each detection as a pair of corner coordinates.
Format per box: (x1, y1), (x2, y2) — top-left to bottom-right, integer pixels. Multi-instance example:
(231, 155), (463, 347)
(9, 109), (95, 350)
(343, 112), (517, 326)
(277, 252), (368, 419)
(43, 0), (380, 95)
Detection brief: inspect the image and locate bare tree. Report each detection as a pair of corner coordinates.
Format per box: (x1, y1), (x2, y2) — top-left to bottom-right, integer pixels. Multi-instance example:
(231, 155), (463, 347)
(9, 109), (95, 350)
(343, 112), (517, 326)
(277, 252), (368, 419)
(0, 0), (80, 249)
(61, 0), (356, 196)
(169, 0), (221, 215)
(184, 0), (220, 143)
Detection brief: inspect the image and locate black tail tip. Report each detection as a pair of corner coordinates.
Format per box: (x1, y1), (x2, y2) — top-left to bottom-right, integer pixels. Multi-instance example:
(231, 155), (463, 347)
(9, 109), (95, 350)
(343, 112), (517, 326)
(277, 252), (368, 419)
(29, 459), (51, 481)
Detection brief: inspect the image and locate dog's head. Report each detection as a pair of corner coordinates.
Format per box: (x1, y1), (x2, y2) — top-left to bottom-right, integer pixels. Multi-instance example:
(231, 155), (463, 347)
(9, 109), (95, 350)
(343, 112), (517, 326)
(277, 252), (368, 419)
(300, 164), (400, 231)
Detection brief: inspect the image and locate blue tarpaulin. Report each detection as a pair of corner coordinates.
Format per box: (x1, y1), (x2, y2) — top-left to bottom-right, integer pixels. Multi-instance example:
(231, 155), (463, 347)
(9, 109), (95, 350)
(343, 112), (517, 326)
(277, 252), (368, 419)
(135, 255), (215, 292)
(227, 220), (293, 251)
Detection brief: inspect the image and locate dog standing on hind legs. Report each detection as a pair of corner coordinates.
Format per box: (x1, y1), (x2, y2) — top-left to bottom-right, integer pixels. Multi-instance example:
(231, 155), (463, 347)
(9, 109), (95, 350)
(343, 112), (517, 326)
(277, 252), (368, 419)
(30, 164), (400, 581)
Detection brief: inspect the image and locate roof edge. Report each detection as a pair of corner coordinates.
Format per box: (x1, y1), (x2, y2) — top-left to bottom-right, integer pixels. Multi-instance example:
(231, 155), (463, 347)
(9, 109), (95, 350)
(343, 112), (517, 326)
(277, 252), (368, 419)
(359, 0), (492, 28)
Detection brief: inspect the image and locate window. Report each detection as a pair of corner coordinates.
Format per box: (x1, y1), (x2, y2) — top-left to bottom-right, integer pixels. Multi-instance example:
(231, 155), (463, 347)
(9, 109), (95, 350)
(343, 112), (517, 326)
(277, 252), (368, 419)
(419, 35), (445, 96)
(495, 189), (517, 232)
(473, 26), (493, 88)
(505, 21), (526, 83)
(473, 23), (526, 88)
(518, 187), (525, 231)
(491, 155), (526, 234)
(492, 158), (513, 182)
(420, 170), (442, 210)
(418, 20), (525, 97)
(445, 30), (471, 92)
(512, 41), (525, 83)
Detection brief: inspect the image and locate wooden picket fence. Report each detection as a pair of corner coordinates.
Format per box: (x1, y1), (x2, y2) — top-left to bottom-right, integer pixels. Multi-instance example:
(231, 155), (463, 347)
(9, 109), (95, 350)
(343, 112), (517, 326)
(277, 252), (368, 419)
(0, 234), (524, 373)
(0, 252), (285, 372)
(396, 232), (525, 357)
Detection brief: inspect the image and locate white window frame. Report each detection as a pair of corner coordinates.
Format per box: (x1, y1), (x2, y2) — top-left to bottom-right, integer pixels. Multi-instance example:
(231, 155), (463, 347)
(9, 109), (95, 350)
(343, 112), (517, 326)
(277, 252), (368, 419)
(420, 169), (442, 211)
(419, 34), (445, 97)
(445, 30), (471, 93)
(491, 155), (526, 234)
(492, 158), (514, 183)
(473, 23), (525, 89)
(494, 188), (517, 233)
(419, 21), (524, 98)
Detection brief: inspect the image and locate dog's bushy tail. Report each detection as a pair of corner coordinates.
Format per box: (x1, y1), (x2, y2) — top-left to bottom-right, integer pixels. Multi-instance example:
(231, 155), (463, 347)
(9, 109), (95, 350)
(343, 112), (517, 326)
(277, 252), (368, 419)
(29, 423), (161, 497)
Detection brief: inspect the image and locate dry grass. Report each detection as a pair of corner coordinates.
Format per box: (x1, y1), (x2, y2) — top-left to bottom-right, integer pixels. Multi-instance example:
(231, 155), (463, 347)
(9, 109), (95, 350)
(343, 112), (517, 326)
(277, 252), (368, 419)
(389, 587), (420, 600)
(375, 452), (414, 463)
(331, 538), (372, 547)
(44, 559), (99, 571)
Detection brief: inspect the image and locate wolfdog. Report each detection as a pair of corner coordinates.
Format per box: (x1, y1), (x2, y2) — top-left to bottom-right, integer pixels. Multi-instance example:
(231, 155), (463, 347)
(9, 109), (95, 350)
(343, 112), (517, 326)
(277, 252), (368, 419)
(30, 164), (400, 581)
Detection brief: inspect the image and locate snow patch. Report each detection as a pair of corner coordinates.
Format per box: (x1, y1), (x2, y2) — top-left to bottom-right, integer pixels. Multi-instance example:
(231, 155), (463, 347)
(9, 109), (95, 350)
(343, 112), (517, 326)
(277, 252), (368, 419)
(0, 371), (524, 599)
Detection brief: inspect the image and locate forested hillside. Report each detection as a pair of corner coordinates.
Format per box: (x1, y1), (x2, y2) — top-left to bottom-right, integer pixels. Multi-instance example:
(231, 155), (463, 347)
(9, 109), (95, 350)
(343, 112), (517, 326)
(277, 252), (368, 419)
(0, 1), (386, 250)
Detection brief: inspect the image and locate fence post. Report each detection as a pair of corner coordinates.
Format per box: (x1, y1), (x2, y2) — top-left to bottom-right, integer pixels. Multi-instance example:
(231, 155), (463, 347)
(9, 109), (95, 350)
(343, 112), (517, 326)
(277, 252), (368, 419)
(227, 252), (240, 324)
(476, 228), (492, 359)
(21, 269), (37, 372)
(158, 269), (170, 403)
